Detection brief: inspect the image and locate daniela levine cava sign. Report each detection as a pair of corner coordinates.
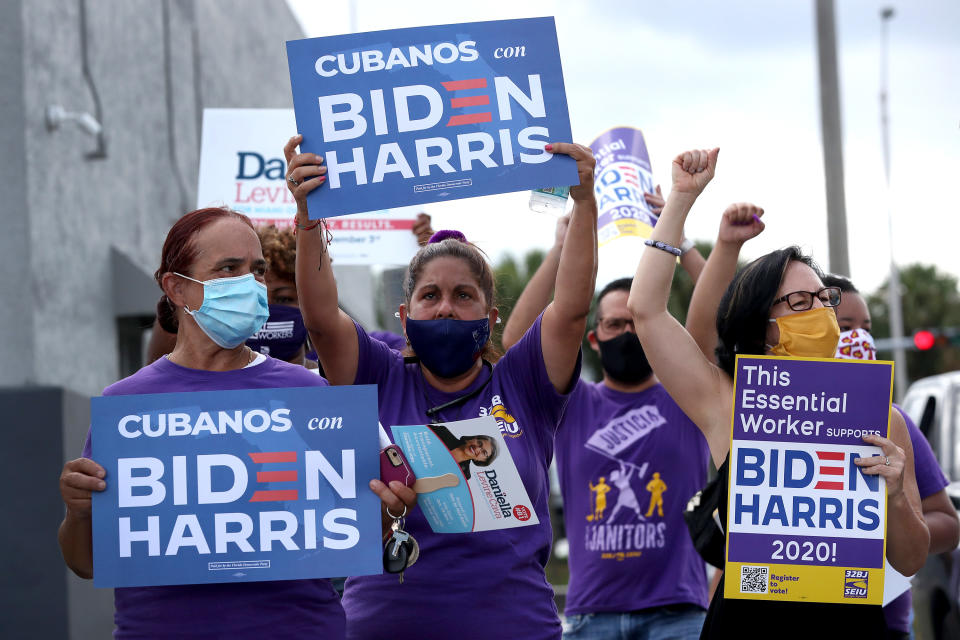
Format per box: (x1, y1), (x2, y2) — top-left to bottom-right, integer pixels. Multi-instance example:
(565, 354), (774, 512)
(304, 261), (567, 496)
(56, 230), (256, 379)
(285, 17), (578, 217)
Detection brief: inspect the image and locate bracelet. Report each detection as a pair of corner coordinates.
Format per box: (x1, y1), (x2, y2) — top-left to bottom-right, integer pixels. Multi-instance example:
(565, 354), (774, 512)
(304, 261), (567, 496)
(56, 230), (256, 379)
(293, 216), (321, 235)
(679, 237), (695, 256)
(644, 239), (682, 257)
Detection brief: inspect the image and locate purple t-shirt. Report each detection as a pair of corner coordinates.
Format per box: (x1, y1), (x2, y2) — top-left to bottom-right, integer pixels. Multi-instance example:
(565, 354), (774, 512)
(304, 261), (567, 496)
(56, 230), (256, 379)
(81, 356), (345, 640)
(556, 381), (710, 615)
(883, 404), (950, 633)
(341, 315), (578, 640)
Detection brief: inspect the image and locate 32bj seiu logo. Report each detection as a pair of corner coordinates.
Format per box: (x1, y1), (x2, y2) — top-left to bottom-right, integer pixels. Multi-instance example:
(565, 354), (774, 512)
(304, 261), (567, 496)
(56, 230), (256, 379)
(844, 569), (869, 598)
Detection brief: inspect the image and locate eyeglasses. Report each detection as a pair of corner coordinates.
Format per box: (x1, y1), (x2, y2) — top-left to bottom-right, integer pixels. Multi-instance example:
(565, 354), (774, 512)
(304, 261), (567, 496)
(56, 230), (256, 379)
(771, 286), (841, 311)
(598, 317), (635, 333)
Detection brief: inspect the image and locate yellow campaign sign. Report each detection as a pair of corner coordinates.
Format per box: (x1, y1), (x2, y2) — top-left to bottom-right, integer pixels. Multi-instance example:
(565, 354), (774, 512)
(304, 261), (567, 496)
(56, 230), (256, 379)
(723, 355), (893, 605)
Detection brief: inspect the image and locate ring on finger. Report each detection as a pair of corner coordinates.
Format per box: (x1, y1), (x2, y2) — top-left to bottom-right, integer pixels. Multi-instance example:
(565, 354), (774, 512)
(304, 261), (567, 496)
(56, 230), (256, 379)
(884, 456), (890, 466)
(287, 175), (300, 186)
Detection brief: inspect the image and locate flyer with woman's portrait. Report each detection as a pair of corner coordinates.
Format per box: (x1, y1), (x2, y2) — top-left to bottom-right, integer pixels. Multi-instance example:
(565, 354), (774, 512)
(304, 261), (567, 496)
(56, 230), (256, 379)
(390, 417), (539, 533)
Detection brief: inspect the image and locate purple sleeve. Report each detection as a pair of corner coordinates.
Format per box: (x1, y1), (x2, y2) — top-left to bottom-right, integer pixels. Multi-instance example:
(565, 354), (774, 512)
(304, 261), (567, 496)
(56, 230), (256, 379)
(497, 313), (581, 435)
(353, 321), (405, 386)
(895, 404), (949, 499)
(368, 330), (407, 352)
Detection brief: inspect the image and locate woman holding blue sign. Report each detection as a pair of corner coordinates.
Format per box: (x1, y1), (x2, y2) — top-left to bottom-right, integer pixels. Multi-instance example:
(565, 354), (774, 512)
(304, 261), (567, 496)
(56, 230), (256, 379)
(285, 134), (597, 640)
(58, 207), (416, 639)
(626, 149), (929, 638)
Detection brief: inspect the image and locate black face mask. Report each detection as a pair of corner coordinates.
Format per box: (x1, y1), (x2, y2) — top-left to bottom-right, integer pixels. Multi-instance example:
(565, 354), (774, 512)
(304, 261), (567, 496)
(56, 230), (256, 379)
(597, 331), (653, 385)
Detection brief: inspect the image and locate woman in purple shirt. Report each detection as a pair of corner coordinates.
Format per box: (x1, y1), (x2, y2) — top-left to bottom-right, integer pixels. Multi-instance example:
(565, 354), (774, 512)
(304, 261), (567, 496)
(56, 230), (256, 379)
(284, 135), (598, 640)
(58, 207), (415, 639)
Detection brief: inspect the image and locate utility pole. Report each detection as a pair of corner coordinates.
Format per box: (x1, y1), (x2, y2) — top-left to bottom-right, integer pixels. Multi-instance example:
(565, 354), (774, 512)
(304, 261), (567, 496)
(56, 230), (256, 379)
(880, 7), (909, 401)
(815, 0), (850, 276)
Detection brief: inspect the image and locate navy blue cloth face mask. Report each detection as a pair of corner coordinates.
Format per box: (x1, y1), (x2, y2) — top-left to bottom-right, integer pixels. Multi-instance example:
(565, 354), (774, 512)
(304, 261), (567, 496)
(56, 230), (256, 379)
(246, 304), (308, 362)
(405, 317), (490, 379)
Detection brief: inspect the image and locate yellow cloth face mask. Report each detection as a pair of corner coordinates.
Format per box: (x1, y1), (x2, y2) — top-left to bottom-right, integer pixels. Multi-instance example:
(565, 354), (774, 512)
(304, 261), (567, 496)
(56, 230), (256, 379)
(767, 306), (841, 358)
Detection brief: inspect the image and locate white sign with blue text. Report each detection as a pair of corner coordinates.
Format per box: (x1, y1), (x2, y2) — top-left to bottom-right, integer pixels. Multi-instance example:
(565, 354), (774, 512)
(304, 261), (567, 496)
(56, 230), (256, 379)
(91, 385), (381, 588)
(285, 17), (579, 217)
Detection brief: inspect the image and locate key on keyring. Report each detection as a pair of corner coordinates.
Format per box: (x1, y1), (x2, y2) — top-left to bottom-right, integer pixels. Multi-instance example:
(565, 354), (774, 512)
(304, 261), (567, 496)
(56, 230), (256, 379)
(383, 518), (416, 583)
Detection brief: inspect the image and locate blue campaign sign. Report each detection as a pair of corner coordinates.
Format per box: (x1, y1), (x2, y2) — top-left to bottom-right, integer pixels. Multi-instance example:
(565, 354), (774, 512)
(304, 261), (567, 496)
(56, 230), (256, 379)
(90, 385), (382, 588)
(286, 17), (579, 217)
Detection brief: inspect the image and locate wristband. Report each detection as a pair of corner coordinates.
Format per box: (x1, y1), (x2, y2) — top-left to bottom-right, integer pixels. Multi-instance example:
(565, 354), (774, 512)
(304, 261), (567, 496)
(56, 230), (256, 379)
(679, 238), (695, 256)
(644, 239), (682, 257)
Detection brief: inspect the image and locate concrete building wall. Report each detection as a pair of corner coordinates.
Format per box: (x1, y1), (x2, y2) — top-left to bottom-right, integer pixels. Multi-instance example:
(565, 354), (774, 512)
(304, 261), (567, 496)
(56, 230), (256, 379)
(17, 0), (308, 398)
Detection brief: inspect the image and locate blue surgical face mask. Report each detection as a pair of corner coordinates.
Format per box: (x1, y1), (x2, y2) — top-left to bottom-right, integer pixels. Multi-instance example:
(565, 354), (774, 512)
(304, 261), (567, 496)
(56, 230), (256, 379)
(175, 272), (269, 349)
(405, 317), (490, 379)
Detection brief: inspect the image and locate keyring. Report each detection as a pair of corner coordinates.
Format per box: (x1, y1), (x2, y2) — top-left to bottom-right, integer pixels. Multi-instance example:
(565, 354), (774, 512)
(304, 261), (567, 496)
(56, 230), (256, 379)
(386, 505), (407, 519)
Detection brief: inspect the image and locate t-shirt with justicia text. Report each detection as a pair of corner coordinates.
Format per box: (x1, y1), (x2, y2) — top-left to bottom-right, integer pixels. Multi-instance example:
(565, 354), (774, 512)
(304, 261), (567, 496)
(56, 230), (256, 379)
(81, 355), (345, 640)
(556, 380), (710, 616)
(341, 315), (579, 640)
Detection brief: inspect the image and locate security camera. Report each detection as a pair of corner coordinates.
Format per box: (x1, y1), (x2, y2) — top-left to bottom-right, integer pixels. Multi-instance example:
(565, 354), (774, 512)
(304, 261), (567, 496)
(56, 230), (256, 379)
(45, 104), (103, 137)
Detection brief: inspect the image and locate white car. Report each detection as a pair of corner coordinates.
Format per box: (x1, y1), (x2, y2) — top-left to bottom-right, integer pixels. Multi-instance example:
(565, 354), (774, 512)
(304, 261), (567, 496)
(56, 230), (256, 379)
(901, 371), (960, 640)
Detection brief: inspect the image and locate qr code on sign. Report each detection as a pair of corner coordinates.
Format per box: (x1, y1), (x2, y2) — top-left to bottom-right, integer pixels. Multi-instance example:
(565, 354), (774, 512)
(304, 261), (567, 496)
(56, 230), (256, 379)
(740, 565), (768, 594)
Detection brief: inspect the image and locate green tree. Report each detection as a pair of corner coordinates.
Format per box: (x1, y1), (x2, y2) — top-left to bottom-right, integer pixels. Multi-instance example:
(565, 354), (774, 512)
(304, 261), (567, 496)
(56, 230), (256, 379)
(867, 264), (960, 381)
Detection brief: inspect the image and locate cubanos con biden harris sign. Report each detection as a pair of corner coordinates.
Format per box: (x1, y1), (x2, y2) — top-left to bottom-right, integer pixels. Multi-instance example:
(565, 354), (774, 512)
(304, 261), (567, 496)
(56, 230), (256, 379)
(286, 17), (578, 217)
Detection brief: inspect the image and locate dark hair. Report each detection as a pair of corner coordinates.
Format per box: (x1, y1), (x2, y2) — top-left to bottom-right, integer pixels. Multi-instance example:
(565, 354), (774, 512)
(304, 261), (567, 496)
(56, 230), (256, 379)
(461, 434), (498, 468)
(154, 207), (255, 333)
(591, 277), (633, 327)
(821, 273), (858, 294)
(715, 246), (822, 376)
(403, 237), (501, 362)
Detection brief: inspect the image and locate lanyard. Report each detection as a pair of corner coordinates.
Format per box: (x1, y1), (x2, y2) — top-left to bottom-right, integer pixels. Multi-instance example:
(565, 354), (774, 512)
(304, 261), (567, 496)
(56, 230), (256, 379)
(407, 358), (494, 422)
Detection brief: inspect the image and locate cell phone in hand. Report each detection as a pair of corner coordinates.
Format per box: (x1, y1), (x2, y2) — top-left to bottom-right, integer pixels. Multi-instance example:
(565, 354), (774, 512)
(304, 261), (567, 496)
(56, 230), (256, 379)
(380, 444), (416, 487)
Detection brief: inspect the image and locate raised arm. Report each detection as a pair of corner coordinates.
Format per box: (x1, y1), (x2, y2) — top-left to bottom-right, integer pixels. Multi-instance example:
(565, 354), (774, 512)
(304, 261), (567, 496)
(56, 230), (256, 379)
(645, 185), (707, 286)
(285, 135), (360, 385)
(628, 148), (733, 465)
(686, 203), (765, 360)
(540, 143), (598, 392)
(500, 215), (568, 351)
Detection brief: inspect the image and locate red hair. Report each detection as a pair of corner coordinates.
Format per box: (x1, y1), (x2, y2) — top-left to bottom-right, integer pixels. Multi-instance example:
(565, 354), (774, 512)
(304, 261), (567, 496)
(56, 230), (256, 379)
(154, 207), (255, 332)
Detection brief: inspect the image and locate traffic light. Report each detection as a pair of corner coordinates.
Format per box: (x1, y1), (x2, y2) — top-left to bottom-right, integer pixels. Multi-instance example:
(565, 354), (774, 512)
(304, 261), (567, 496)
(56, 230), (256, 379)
(913, 330), (936, 351)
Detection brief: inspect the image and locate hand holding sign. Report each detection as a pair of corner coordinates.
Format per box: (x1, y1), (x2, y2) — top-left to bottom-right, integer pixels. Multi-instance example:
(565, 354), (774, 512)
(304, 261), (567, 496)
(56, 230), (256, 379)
(856, 429), (907, 498)
(671, 148), (719, 197)
(284, 134), (327, 213)
(547, 142), (596, 202)
(644, 185), (665, 217)
(718, 202), (765, 246)
(60, 457), (107, 515)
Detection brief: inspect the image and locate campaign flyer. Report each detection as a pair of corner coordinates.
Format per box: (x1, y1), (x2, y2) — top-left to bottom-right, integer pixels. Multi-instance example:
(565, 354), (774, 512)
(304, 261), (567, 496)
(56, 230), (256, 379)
(90, 385), (381, 587)
(589, 126), (657, 247)
(286, 17), (578, 217)
(196, 108), (420, 266)
(389, 416), (539, 533)
(724, 355), (894, 605)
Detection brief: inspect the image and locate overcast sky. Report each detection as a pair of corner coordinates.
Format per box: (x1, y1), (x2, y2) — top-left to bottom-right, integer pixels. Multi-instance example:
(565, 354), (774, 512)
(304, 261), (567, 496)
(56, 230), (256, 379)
(286, 0), (959, 293)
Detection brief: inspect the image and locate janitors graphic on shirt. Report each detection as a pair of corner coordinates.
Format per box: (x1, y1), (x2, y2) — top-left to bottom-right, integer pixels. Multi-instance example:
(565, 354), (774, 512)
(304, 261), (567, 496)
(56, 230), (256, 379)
(645, 471), (667, 517)
(479, 394), (524, 438)
(587, 477), (612, 521)
(609, 462), (647, 522)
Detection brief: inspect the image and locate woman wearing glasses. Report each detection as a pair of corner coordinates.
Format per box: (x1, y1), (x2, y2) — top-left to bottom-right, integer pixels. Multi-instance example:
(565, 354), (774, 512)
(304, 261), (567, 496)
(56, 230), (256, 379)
(627, 149), (928, 638)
